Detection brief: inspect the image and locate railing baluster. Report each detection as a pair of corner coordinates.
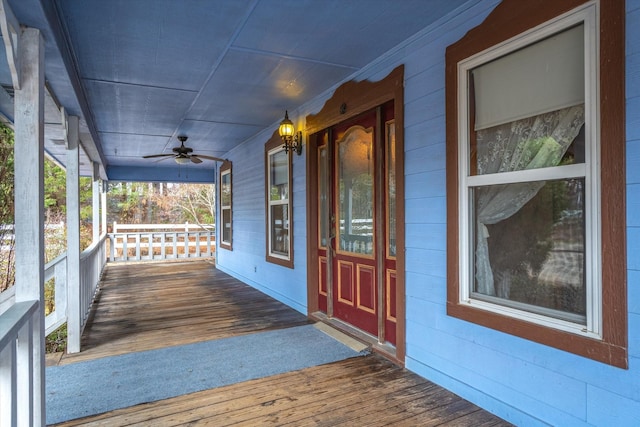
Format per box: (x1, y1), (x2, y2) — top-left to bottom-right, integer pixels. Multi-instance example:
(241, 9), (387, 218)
(55, 258), (67, 326)
(172, 233), (177, 259)
(17, 316), (35, 426)
(0, 340), (17, 426)
(123, 234), (128, 261)
(161, 233), (166, 259)
(135, 234), (141, 261)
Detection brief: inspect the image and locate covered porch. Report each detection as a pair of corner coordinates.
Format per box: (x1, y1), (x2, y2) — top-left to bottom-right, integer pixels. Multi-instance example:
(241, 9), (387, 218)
(2, 0), (637, 425)
(46, 259), (510, 426)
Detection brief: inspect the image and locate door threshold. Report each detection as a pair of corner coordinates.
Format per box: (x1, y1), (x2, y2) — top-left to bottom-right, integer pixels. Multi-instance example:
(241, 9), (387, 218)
(310, 312), (403, 366)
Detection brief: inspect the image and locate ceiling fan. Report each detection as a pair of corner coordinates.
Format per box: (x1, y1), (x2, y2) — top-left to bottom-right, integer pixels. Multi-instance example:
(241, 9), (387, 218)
(142, 136), (225, 164)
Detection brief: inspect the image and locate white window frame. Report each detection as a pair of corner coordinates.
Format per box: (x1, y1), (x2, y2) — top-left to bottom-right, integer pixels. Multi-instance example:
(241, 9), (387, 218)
(267, 146), (291, 262)
(220, 167), (232, 249)
(456, 4), (602, 338)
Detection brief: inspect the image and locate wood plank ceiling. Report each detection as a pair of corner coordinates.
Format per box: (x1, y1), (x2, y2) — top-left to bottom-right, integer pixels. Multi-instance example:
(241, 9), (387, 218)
(4, 0), (469, 182)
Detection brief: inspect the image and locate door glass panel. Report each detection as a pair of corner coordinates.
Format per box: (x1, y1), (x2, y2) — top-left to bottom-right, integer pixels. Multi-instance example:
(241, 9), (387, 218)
(318, 145), (328, 247)
(336, 126), (374, 255)
(386, 121), (396, 257)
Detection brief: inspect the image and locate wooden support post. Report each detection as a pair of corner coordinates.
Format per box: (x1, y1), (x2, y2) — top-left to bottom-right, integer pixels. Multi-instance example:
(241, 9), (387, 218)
(66, 115), (81, 354)
(92, 163), (100, 243)
(101, 181), (107, 236)
(13, 26), (46, 426)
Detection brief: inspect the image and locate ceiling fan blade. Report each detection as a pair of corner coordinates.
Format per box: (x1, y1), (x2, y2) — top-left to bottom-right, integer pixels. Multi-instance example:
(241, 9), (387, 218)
(192, 154), (226, 162)
(143, 153), (174, 159)
(154, 156), (175, 163)
(190, 156), (203, 164)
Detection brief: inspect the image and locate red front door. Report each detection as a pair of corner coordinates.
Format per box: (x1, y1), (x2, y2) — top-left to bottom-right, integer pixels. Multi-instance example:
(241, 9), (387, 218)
(316, 103), (396, 345)
(332, 111), (378, 335)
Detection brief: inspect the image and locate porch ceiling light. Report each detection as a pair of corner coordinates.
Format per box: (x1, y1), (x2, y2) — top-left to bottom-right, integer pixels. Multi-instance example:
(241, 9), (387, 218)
(279, 110), (303, 155)
(175, 155), (190, 164)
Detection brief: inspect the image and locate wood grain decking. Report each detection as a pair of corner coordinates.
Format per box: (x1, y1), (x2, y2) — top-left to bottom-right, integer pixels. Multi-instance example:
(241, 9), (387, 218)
(54, 259), (311, 365)
(49, 260), (511, 426)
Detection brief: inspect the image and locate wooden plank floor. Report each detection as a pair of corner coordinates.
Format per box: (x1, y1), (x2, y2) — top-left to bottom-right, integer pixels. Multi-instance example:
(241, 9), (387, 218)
(56, 259), (311, 364)
(50, 260), (511, 426)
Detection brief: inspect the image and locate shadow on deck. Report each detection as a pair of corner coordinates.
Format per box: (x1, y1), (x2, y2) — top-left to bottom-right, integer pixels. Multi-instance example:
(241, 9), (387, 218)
(48, 260), (511, 426)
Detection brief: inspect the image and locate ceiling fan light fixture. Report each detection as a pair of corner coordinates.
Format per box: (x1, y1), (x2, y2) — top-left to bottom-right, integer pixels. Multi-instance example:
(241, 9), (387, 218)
(143, 135), (226, 164)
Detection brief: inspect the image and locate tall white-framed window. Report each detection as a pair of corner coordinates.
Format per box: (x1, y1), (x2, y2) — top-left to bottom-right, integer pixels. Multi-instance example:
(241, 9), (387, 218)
(446, 0), (626, 368)
(458, 6), (598, 336)
(265, 139), (293, 268)
(219, 161), (232, 250)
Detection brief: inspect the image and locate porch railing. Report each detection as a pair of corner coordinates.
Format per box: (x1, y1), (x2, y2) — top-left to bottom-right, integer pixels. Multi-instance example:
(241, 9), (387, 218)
(0, 234), (107, 425)
(0, 300), (42, 426)
(44, 252), (68, 335)
(0, 286), (15, 317)
(0, 259), (68, 328)
(109, 222), (215, 262)
(1, 224), (206, 424)
(78, 234), (108, 335)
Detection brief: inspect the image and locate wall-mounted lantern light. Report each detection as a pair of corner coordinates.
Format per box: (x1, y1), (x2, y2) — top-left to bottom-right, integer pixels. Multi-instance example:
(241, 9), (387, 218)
(279, 110), (303, 155)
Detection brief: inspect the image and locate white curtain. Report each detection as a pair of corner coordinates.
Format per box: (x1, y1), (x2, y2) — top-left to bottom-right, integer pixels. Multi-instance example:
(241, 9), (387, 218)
(474, 105), (585, 297)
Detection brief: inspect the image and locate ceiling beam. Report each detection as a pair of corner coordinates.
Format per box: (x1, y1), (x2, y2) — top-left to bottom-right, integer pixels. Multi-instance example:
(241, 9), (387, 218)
(106, 165), (217, 184)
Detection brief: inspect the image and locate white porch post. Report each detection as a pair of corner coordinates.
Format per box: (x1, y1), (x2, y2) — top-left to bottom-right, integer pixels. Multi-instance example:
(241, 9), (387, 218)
(13, 26), (46, 426)
(101, 181), (107, 235)
(92, 162), (100, 243)
(66, 115), (82, 354)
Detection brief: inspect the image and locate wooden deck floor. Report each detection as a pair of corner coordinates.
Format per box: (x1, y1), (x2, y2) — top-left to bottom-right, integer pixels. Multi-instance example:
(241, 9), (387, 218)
(54, 259), (311, 365)
(50, 260), (511, 426)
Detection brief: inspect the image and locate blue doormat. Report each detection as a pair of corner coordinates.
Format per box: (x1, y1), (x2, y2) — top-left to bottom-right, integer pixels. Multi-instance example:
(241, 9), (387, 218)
(46, 324), (364, 425)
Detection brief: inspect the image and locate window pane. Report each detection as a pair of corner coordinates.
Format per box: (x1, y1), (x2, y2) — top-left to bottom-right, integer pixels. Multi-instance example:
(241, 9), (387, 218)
(337, 126), (373, 255)
(221, 172), (231, 206)
(386, 121), (396, 257)
(270, 204), (289, 256)
(222, 208), (231, 243)
(270, 150), (288, 201)
(472, 106), (585, 176)
(472, 178), (586, 322)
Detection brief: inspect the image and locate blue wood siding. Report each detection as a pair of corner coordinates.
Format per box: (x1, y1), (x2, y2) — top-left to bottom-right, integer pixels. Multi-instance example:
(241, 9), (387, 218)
(215, 127), (308, 314)
(217, 0), (640, 424)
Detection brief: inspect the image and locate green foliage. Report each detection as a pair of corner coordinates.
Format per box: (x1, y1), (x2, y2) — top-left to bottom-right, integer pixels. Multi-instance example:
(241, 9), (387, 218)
(0, 125), (14, 224)
(44, 160), (67, 213)
(0, 125), (15, 292)
(43, 160), (93, 218)
(46, 324), (67, 354)
(107, 182), (215, 227)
